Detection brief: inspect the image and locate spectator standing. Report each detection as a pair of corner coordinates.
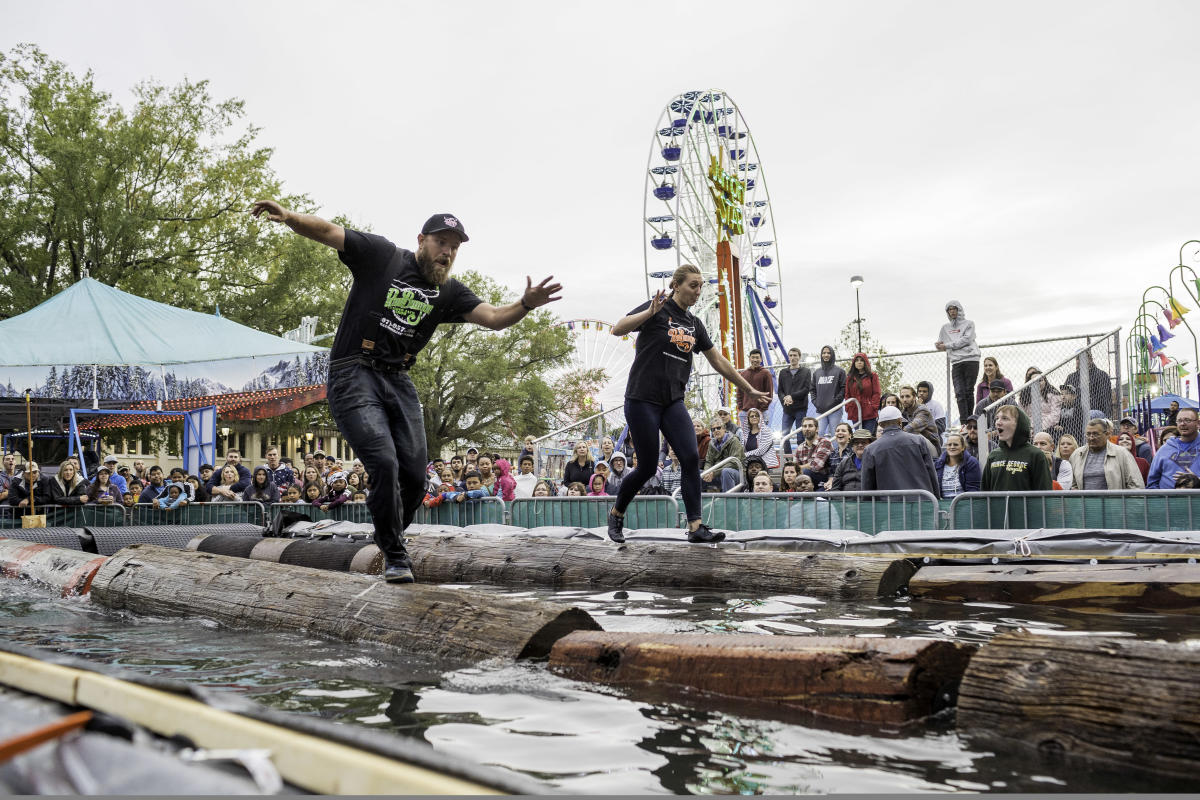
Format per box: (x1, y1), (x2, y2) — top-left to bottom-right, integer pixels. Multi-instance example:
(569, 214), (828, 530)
(981, 406), (1053, 491)
(206, 450), (251, 494)
(973, 380), (1009, 429)
(264, 447), (295, 490)
(1033, 432), (1074, 490)
(209, 465), (245, 502)
(513, 455), (538, 498)
(1064, 352), (1114, 422)
(861, 407), (939, 495)
(832, 428), (874, 491)
(243, 466), (281, 504)
(562, 442), (594, 487)
(934, 432), (980, 498)
(810, 346), (847, 437)
(101, 455), (129, 497)
(492, 458), (517, 502)
(1116, 433), (1151, 485)
(1166, 400), (1180, 427)
(975, 357), (1013, 404)
(0, 453), (16, 504)
(1057, 434), (1079, 463)
(88, 466), (122, 506)
(138, 467), (169, 505)
(703, 418), (746, 492)
(1071, 420), (1145, 490)
(739, 408), (779, 468)
(776, 347), (812, 454)
(737, 349), (774, 431)
(935, 300), (981, 422)
(844, 353), (881, 434)
(1018, 368), (1061, 433)
(1053, 384), (1086, 444)
(916, 381), (947, 433)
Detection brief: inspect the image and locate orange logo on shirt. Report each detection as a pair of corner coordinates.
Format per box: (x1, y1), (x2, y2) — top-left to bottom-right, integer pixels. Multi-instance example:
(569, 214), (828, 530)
(668, 320), (696, 353)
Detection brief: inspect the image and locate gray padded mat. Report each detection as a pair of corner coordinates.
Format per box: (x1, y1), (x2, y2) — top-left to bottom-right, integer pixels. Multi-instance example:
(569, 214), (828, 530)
(0, 527), (85, 550)
(87, 524), (264, 556)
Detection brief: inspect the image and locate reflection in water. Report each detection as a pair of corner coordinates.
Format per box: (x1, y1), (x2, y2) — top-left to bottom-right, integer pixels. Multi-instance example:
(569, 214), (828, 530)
(2, 577), (1200, 793)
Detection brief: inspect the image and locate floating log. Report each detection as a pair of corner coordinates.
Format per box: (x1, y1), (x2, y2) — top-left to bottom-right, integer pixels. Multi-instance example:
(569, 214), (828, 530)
(0, 539), (108, 597)
(408, 533), (912, 598)
(187, 533), (384, 575)
(908, 562), (1200, 613)
(89, 545), (600, 662)
(958, 631), (1200, 779)
(549, 631), (974, 724)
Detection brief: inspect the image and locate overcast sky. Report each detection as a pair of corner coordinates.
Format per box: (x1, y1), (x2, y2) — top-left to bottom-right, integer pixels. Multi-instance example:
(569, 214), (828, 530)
(7, 0), (1200, 364)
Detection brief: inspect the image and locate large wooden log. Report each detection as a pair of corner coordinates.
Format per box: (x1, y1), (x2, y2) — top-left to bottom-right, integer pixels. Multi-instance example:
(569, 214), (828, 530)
(0, 539), (108, 597)
(549, 631), (974, 725)
(408, 533), (913, 598)
(957, 631), (1200, 779)
(187, 533), (384, 575)
(908, 562), (1200, 613)
(89, 544), (600, 662)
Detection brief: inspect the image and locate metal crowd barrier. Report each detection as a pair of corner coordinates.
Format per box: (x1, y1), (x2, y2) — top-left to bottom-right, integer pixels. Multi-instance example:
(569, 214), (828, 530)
(699, 490), (940, 534)
(948, 490), (1200, 532)
(412, 495), (506, 526)
(509, 496), (680, 530)
(0, 502), (267, 529)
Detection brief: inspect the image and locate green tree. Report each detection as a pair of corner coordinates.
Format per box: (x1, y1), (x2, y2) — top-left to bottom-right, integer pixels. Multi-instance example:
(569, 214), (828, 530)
(411, 271), (573, 456)
(837, 322), (903, 393)
(0, 44), (349, 339)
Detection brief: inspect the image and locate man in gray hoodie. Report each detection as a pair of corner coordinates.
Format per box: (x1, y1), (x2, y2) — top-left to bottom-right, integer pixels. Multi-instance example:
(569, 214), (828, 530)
(935, 300), (980, 425)
(810, 345), (846, 438)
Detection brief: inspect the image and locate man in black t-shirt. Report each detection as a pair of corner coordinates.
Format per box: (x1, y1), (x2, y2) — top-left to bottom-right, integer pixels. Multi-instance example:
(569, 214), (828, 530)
(252, 200), (561, 583)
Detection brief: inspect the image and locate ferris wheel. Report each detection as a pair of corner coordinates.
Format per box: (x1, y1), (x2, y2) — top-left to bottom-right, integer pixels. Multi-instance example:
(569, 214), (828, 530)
(642, 89), (785, 399)
(549, 319), (636, 418)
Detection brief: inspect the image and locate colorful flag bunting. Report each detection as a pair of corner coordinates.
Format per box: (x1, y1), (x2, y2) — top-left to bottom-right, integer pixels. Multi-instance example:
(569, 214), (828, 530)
(1164, 307), (1181, 328)
(1180, 364), (1191, 378)
(1158, 323), (1175, 342)
(1150, 334), (1165, 352)
(1170, 297), (1191, 317)
(1158, 352), (1170, 367)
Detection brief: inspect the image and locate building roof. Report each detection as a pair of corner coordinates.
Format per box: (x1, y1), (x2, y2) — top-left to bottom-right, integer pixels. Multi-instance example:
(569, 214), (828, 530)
(80, 385), (328, 428)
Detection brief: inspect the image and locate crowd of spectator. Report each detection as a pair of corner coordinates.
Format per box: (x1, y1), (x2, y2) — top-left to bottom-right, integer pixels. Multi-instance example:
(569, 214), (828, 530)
(0, 446), (372, 516)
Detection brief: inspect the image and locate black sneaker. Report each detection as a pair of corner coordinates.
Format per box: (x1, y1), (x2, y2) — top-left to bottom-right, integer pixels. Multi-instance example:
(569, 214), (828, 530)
(687, 524), (725, 544)
(384, 563), (415, 583)
(606, 509), (626, 543)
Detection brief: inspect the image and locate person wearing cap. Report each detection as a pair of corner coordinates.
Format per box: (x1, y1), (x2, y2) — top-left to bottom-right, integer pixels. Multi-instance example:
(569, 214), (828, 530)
(831, 428), (874, 491)
(716, 407), (740, 438)
(861, 406), (939, 496)
(972, 379), (1010, 429)
(102, 455), (129, 497)
(465, 447), (479, 468)
(1114, 417), (1153, 462)
(935, 300), (980, 423)
(251, 199), (561, 584)
(312, 451), (329, 478)
(961, 415), (981, 459)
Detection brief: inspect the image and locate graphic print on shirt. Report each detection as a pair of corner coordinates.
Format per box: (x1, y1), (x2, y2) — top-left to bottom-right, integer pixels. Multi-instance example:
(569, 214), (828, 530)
(381, 280), (439, 338)
(666, 319), (696, 354)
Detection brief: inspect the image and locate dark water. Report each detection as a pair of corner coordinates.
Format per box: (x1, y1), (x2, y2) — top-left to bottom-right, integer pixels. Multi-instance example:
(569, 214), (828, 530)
(2, 579), (1198, 794)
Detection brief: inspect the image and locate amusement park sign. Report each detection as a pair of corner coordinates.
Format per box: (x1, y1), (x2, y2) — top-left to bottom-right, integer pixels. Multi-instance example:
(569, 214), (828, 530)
(707, 155), (745, 240)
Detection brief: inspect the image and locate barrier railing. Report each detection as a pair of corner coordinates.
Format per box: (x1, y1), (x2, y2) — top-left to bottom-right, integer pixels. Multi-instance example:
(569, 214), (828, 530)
(271, 502), (374, 525)
(948, 490), (1200, 532)
(272, 497), (507, 528)
(698, 490), (940, 534)
(0, 502), (268, 529)
(697, 455), (744, 492)
(509, 496), (680, 530)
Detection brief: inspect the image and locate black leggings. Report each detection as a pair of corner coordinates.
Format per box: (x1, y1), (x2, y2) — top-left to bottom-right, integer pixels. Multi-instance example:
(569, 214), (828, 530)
(615, 398), (702, 522)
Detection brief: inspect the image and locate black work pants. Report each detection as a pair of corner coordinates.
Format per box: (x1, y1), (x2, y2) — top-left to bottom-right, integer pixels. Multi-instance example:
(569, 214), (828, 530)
(951, 360), (979, 423)
(326, 364), (425, 567)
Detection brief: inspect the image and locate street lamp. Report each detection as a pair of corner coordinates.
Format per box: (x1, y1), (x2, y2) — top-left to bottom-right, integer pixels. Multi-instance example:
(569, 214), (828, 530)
(849, 275), (864, 353)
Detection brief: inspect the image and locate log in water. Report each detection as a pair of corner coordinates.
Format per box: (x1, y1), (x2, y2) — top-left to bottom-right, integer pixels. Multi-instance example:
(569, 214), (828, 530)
(0, 538), (107, 597)
(88, 544), (600, 662)
(549, 631), (974, 724)
(408, 533), (912, 598)
(957, 630), (1200, 779)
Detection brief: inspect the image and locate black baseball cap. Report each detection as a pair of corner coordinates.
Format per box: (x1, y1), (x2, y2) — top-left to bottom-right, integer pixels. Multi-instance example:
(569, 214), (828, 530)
(421, 213), (469, 242)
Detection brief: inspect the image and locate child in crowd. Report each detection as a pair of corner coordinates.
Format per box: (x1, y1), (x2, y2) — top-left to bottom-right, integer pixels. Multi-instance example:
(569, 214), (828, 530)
(318, 472), (352, 511)
(423, 470), (460, 507)
(532, 479), (554, 497)
(156, 483), (186, 511)
(302, 481), (323, 506)
(122, 492), (136, 508)
(282, 485), (302, 503)
(352, 492), (367, 503)
(587, 473), (608, 496)
(441, 470), (492, 504)
(566, 482), (586, 496)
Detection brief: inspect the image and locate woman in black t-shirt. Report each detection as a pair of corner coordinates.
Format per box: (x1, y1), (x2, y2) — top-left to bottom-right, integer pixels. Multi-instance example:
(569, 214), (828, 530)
(606, 264), (769, 544)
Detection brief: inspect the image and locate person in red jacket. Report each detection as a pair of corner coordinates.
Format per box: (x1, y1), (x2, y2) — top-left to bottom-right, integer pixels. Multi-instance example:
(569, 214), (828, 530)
(737, 348), (774, 430)
(844, 352), (881, 433)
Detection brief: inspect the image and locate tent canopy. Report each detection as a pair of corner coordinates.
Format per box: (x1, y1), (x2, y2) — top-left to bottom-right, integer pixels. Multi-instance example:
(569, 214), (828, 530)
(1149, 393), (1198, 411)
(0, 278), (326, 366)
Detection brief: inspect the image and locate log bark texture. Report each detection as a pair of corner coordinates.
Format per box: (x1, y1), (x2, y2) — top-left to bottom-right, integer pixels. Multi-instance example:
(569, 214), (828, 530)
(0, 540), (108, 597)
(408, 533), (910, 598)
(958, 631), (1200, 779)
(909, 562), (1200, 613)
(89, 545), (599, 662)
(549, 631), (974, 724)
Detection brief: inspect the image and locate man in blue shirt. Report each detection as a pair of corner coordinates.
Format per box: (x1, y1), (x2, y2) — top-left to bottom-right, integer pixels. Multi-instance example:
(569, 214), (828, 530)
(1148, 407), (1200, 488)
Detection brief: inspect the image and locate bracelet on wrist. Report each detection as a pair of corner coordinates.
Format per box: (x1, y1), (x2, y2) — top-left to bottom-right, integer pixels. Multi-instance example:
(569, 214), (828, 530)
(520, 298), (533, 311)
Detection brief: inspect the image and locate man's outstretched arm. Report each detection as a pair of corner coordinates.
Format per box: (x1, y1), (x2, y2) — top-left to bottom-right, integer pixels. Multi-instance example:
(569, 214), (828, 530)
(251, 200), (345, 251)
(464, 276), (562, 331)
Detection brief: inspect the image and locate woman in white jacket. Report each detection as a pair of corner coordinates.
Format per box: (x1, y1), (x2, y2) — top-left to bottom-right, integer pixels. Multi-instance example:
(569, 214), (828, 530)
(739, 408), (779, 468)
(935, 300), (980, 424)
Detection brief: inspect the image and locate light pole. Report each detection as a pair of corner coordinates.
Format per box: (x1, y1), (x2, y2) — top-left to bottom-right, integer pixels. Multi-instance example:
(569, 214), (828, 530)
(849, 275), (864, 353)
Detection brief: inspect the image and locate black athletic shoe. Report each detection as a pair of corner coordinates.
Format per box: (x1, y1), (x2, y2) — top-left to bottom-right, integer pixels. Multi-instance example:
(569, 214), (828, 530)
(384, 563), (415, 583)
(687, 524), (725, 544)
(606, 510), (626, 543)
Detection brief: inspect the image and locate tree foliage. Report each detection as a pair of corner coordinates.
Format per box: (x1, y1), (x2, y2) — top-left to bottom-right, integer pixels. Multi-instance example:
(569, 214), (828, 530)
(837, 322), (904, 393)
(0, 44), (350, 340)
(412, 271), (573, 456)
